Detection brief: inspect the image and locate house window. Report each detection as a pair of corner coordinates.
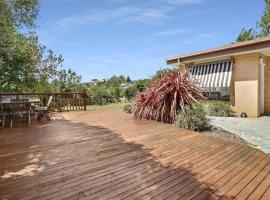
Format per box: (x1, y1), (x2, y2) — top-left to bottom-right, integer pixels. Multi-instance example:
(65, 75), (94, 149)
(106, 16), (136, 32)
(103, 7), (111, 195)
(189, 61), (234, 100)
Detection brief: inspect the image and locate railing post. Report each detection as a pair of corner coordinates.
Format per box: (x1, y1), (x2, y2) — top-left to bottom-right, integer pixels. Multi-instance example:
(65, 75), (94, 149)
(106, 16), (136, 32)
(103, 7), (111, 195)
(84, 93), (87, 111)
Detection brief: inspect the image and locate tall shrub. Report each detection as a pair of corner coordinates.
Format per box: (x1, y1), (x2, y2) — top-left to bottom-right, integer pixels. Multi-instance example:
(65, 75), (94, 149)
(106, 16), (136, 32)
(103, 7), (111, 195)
(121, 103), (133, 113)
(175, 103), (209, 131)
(133, 72), (206, 123)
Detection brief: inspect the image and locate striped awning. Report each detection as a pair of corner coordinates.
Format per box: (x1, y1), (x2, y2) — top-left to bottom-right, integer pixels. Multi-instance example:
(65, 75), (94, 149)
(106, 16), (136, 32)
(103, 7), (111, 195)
(189, 61), (233, 91)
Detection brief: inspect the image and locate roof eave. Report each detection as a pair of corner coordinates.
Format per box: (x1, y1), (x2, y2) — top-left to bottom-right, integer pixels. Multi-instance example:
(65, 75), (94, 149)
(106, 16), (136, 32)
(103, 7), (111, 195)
(166, 38), (270, 65)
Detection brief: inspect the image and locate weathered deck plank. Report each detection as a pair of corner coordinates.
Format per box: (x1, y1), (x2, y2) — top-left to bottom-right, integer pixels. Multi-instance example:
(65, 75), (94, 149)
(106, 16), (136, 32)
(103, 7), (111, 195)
(0, 109), (269, 200)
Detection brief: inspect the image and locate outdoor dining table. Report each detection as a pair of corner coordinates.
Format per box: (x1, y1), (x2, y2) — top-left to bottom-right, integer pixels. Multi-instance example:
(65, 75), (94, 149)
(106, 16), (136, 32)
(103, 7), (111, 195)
(1, 98), (41, 104)
(0, 98), (41, 128)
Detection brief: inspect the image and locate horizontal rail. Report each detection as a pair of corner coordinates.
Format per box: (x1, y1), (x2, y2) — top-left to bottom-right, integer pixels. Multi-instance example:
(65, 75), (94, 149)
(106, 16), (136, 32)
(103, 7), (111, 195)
(0, 93), (88, 112)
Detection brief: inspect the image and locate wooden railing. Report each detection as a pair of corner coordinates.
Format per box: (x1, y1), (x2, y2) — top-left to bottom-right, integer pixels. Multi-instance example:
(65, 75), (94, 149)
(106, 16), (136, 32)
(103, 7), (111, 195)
(0, 92), (88, 111)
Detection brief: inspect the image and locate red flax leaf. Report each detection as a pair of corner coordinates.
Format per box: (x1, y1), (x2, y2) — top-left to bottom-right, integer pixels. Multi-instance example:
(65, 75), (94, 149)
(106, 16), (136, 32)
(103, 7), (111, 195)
(133, 71), (206, 123)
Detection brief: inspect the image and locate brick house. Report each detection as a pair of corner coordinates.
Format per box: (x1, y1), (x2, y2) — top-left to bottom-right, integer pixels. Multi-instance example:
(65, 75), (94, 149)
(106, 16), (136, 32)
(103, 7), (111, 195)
(166, 37), (270, 117)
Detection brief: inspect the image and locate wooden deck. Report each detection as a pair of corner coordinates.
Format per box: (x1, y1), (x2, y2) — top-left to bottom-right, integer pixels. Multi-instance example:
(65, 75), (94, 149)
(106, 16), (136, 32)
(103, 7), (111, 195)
(0, 109), (270, 200)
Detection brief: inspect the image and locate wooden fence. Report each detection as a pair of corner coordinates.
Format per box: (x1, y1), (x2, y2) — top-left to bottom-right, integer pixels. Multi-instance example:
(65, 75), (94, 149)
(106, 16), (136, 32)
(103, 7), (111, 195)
(0, 92), (88, 111)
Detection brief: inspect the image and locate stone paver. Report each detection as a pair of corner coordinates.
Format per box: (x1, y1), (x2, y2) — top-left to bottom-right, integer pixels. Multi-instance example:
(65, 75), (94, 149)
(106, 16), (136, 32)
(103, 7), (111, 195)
(209, 116), (270, 154)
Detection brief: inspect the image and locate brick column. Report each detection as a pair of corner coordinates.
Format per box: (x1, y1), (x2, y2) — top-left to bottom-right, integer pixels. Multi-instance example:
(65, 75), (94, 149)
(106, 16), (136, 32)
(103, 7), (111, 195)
(233, 53), (260, 117)
(265, 57), (270, 115)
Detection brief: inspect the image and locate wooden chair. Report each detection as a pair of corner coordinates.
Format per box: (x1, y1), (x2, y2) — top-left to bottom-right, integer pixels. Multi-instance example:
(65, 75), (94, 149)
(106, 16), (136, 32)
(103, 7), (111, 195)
(36, 96), (53, 121)
(0, 102), (5, 129)
(9, 99), (31, 128)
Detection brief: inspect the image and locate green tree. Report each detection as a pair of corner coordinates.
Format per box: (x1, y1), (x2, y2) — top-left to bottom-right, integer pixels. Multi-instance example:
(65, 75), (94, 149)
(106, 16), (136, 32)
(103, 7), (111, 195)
(0, 31), (63, 92)
(258, 0), (270, 36)
(236, 0), (270, 41)
(86, 84), (114, 105)
(107, 75), (126, 87)
(121, 78), (151, 100)
(35, 48), (64, 92)
(123, 87), (137, 100)
(3, 0), (39, 28)
(152, 68), (179, 80)
(0, 33), (40, 92)
(0, 0), (40, 91)
(133, 79), (151, 92)
(51, 69), (82, 92)
(126, 76), (131, 83)
(0, 0), (76, 92)
(236, 28), (257, 42)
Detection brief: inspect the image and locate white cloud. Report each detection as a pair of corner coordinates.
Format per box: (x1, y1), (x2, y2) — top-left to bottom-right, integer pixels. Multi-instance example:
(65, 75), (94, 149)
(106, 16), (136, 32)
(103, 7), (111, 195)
(159, 0), (206, 5)
(154, 29), (190, 36)
(54, 0), (207, 31)
(198, 33), (217, 39)
(54, 6), (171, 30)
(108, 0), (206, 6)
(65, 42), (82, 47)
(60, 0), (80, 3)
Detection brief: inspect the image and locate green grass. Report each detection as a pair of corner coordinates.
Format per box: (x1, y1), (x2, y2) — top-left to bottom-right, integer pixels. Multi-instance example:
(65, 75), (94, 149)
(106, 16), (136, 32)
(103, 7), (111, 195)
(87, 102), (125, 111)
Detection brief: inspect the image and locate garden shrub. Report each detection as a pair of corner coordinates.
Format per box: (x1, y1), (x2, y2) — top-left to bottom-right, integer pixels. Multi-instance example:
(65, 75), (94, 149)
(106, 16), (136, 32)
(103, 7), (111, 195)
(121, 103), (133, 113)
(175, 103), (210, 131)
(208, 101), (235, 117)
(133, 72), (206, 123)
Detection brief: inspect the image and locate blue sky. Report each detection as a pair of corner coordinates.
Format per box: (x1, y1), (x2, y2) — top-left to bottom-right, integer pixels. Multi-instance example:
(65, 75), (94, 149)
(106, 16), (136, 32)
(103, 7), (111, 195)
(37, 0), (264, 81)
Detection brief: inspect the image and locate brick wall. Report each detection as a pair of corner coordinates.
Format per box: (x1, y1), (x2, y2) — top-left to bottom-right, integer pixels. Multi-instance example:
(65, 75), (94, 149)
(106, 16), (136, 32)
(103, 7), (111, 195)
(233, 53), (260, 117)
(182, 53), (265, 117)
(265, 57), (270, 115)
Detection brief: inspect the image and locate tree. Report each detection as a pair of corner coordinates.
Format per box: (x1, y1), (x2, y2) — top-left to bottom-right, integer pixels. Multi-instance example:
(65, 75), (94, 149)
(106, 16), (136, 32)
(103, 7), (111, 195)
(152, 68), (179, 80)
(0, 31), (64, 92)
(86, 84), (114, 105)
(35, 47), (64, 92)
(0, 0), (80, 92)
(123, 87), (136, 100)
(121, 78), (151, 100)
(51, 69), (82, 92)
(107, 75), (126, 87)
(126, 76), (131, 83)
(258, 0), (270, 36)
(4, 0), (39, 28)
(236, 0), (270, 41)
(0, 33), (40, 92)
(236, 28), (257, 42)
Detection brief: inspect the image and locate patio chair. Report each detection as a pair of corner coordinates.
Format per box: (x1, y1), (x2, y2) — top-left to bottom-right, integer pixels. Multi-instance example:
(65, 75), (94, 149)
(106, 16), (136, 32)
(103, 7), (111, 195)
(9, 99), (31, 128)
(36, 96), (53, 121)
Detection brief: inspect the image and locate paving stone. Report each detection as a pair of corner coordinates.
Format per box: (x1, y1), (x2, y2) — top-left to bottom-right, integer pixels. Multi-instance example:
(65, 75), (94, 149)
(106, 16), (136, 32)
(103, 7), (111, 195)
(209, 116), (270, 155)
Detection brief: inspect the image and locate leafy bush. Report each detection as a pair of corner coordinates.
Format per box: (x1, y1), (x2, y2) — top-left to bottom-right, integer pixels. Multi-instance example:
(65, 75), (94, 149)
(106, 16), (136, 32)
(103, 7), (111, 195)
(175, 104), (209, 131)
(121, 103), (133, 113)
(133, 72), (206, 123)
(86, 85), (116, 105)
(208, 101), (235, 117)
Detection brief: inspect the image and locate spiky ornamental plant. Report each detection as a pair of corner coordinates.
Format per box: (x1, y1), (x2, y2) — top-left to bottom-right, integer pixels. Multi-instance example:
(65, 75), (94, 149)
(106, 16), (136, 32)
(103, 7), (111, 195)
(133, 71), (206, 123)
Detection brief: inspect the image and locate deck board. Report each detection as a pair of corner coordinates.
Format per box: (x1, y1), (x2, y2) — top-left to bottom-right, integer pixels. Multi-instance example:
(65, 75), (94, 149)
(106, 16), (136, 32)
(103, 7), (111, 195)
(0, 109), (269, 200)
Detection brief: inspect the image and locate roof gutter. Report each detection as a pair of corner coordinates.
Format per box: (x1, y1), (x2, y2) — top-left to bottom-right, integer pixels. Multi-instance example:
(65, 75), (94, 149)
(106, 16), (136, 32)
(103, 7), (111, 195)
(166, 38), (270, 65)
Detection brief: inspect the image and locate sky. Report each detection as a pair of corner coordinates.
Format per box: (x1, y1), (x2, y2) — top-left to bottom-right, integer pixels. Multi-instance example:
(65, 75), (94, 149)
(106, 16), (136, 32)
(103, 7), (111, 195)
(37, 0), (264, 81)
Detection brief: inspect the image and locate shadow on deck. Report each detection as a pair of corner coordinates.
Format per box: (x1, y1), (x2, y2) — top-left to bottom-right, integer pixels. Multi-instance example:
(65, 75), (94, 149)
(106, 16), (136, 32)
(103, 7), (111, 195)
(0, 110), (270, 200)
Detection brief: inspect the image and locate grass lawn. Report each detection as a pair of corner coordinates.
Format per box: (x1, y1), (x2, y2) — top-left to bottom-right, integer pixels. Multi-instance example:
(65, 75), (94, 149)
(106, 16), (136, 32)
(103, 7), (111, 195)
(87, 102), (125, 111)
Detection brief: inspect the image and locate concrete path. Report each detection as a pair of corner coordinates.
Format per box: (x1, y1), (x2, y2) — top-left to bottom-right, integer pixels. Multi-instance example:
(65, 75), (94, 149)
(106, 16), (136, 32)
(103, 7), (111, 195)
(209, 116), (270, 154)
